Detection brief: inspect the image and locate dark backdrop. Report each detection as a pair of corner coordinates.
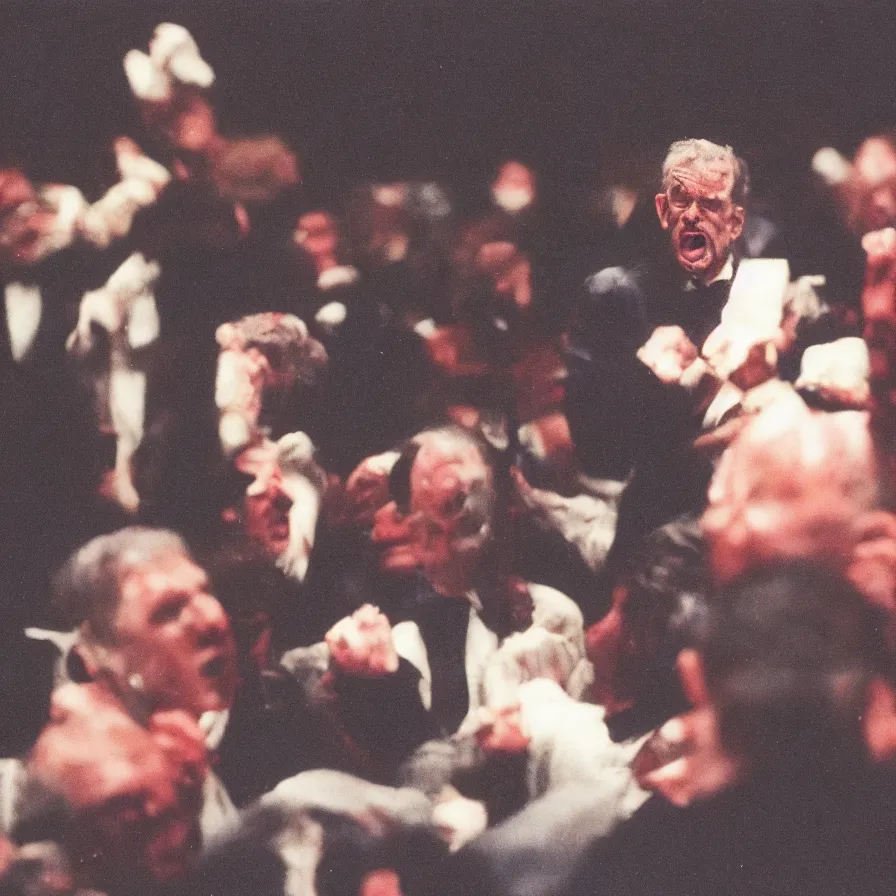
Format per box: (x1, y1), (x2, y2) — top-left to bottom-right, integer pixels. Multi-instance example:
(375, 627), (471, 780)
(2, 0), (895, 207)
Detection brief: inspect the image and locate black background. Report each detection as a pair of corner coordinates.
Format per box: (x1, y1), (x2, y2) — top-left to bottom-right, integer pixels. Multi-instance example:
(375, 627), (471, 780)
(2, 0), (895, 208)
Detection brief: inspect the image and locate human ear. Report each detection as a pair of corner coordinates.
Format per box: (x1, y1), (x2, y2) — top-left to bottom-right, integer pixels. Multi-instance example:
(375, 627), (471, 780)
(848, 510), (896, 615)
(729, 205), (745, 241)
(655, 193), (670, 229)
(864, 675), (896, 761)
(74, 639), (104, 679)
(677, 648), (710, 708)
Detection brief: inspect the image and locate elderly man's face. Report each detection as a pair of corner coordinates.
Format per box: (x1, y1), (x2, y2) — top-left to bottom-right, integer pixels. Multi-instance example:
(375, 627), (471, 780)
(238, 445), (320, 576)
(408, 435), (492, 595)
(701, 410), (875, 587)
(108, 552), (237, 715)
(655, 161), (744, 283)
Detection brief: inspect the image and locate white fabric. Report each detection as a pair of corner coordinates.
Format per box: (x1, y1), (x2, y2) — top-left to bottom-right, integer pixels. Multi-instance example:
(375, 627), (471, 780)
(4, 283), (42, 363)
(796, 336), (870, 394)
(277, 476), (321, 583)
(68, 253), (160, 510)
(719, 257), (790, 335)
(684, 254), (734, 292)
(200, 769), (239, 841)
(517, 678), (651, 808)
(0, 760), (26, 834)
(393, 606), (500, 721)
(316, 266), (359, 291)
(392, 583), (584, 732)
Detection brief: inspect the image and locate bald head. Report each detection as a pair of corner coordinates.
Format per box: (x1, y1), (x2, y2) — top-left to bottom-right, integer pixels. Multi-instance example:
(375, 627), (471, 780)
(703, 405), (887, 596)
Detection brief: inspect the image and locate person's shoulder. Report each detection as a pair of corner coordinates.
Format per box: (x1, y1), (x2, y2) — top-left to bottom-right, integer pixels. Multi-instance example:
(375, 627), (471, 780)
(570, 261), (653, 352)
(563, 793), (688, 896)
(526, 582), (584, 631)
(583, 263), (647, 302)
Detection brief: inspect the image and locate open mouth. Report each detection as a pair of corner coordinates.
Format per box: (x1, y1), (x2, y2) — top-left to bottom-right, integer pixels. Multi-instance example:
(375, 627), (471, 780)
(200, 654), (226, 679)
(679, 231), (708, 262)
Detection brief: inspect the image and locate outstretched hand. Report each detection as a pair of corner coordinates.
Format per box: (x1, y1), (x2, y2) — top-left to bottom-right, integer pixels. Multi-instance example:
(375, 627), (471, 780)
(637, 325), (700, 384)
(326, 604), (399, 676)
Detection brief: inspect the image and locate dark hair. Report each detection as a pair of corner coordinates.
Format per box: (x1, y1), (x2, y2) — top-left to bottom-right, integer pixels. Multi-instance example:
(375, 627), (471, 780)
(702, 561), (891, 772)
(53, 528), (190, 644)
(613, 520), (710, 718)
(388, 440), (421, 517)
(313, 809), (446, 896)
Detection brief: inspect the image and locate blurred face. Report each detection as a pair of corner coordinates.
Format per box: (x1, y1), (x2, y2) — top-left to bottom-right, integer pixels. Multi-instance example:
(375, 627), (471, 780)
(80, 739), (197, 883)
(30, 686), (204, 885)
(295, 211), (339, 267)
(655, 161), (744, 283)
(701, 413), (872, 586)
(0, 169), (52, 266)
(851, 138), (896, 234)
(371, 501), (419, 576)
(408, 435), (492, 595)
(156, 92), (217, 153)
(108, 553), (237, 715)
(492, 161), (536, 213)
(241, 451), (319, 574)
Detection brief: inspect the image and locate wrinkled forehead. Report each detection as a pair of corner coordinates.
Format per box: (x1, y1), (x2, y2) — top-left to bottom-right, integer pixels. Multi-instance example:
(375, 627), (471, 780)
(667, 160), (736, 199)
(117, 553), (207, 616)
(410, 434), (490, 521)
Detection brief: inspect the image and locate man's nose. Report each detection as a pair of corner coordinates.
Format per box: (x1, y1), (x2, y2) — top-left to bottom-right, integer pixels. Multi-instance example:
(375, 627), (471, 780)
(682, 200), (701, 223)
(191, 593), (230, 640)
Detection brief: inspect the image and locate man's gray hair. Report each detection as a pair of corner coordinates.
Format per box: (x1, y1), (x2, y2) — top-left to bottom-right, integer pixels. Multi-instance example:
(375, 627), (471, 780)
(661, 139), (747, 205)
(54, 527), (190, 645)
(215, 313), (327, 387)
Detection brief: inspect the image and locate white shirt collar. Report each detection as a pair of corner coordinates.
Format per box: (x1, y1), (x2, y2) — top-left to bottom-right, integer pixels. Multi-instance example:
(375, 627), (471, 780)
(684, 255), (734, 291)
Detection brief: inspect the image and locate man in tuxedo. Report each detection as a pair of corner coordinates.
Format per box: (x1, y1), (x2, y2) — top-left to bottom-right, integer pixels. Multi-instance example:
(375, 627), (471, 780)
(0, 165), (103, 631)
(564, 139), (747, 574)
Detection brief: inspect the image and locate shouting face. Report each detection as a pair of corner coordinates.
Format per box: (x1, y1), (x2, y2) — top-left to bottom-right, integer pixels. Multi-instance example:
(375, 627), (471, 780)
(104, 552), (238, 716)
(655, 161), (744, 283)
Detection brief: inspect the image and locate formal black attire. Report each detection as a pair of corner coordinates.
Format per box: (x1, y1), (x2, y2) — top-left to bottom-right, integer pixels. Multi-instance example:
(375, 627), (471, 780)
(564, 253), (729, 574)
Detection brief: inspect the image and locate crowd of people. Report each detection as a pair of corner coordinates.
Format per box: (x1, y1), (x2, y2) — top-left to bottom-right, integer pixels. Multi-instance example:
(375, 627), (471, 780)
(1, 21), (896, 896)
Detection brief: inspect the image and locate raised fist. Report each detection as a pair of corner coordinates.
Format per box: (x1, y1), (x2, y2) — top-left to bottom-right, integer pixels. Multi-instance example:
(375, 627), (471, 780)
(637, 325), (700, 385)
(472, 704), (531, 754)
(702, 323), (777, 392)
(326, 604), (399, 676)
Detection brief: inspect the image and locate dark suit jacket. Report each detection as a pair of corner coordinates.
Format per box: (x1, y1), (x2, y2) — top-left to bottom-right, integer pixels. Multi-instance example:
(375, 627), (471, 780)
(564, 763), (896, 896)
(0, 249), (105, 629)
(564, 255), (730, 572)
